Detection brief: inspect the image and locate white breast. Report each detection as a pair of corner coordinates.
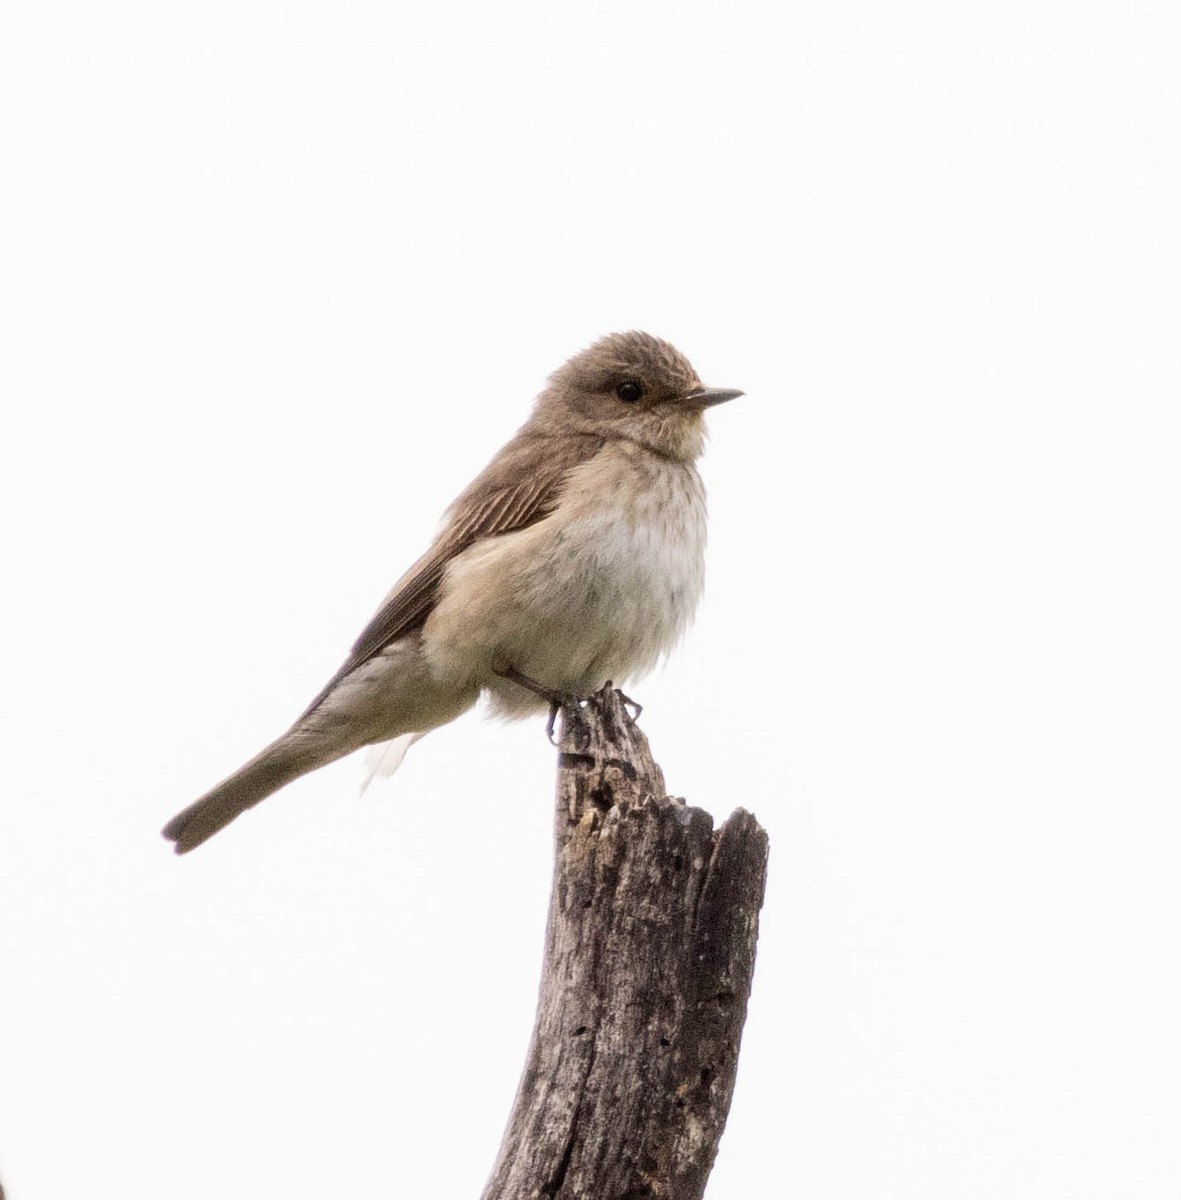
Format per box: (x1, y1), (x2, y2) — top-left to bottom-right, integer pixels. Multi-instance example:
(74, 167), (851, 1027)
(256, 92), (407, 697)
(426, 442), (708, 717)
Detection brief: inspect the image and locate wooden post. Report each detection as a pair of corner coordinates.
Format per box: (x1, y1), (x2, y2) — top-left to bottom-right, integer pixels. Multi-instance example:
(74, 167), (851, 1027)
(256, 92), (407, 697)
(482, 687), (769, 1200)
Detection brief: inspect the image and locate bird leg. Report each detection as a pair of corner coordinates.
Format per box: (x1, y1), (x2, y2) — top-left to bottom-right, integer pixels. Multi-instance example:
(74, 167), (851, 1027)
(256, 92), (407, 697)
(495, 666), (580, 744)
(495, 669), (643, 744)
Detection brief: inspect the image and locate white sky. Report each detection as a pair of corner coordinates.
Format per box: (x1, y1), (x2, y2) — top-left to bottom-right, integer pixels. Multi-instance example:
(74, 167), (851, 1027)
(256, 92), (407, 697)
(2, 2), (1178, 1197)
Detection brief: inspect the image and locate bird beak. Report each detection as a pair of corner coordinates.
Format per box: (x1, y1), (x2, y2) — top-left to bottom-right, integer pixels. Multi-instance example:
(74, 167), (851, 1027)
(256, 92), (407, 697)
(683, 386), (744, 408)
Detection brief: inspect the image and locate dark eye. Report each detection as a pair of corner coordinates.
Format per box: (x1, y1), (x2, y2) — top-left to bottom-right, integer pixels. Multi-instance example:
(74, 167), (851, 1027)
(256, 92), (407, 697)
(615, 380), (643, 404)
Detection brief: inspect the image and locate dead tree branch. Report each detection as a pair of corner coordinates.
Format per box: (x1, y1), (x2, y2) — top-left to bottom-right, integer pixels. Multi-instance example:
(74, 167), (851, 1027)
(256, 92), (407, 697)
(482, 687), (769, 1200)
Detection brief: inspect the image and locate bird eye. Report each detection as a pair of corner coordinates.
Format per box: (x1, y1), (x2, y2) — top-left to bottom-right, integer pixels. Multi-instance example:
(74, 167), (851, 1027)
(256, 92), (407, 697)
(615, 380), (643, 404)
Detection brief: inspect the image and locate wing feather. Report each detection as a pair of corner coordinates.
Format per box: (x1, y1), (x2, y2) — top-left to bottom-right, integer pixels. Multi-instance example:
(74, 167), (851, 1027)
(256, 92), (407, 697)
(298, 429), (602, 718)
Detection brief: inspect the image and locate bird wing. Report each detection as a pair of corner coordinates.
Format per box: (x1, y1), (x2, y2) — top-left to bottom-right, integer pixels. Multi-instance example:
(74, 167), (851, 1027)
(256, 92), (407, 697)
(299, 429), (603, 718)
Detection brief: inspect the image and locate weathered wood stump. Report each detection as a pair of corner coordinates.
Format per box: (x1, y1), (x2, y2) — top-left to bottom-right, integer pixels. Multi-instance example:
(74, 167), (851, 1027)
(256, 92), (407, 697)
(482, 687), (769, 1200)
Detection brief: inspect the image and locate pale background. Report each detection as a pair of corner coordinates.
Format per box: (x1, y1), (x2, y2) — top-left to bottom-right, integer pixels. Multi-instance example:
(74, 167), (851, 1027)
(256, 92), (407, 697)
(2, 3), (1178, 1197)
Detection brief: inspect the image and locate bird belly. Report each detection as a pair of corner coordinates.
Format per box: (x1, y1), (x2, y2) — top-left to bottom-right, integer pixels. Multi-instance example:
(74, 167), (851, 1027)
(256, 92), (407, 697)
(423, 453), (707, 717)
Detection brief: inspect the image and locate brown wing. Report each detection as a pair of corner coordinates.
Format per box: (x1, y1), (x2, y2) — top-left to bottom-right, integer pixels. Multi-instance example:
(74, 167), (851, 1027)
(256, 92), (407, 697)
(298, 428), (603, 718)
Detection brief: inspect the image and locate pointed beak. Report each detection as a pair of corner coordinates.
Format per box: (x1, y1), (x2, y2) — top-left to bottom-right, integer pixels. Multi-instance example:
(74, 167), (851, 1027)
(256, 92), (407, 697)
(683, 386), (744, 409)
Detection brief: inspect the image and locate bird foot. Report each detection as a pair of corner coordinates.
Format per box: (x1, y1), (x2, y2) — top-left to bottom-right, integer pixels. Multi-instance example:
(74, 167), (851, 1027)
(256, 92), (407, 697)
(545, 700), (562, 745)
(612, 686), (643, 722)
(495, 666), (582, 744)
(496, 668), (643, 744)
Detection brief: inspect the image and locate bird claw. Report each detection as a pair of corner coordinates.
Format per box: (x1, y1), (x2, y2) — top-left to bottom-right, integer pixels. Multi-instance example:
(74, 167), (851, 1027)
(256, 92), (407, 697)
(615, 688), (642, 722)
(596, 681), (642, 723)
(496, 668), (641, 744)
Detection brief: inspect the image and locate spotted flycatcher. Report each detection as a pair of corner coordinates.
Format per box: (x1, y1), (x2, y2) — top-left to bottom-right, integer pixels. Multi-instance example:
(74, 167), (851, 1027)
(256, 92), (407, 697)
(163, 331), (740, 852)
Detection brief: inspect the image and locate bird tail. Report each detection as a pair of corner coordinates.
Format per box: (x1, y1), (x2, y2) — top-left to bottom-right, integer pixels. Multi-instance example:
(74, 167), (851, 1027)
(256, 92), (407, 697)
(162, 733), (353, 854)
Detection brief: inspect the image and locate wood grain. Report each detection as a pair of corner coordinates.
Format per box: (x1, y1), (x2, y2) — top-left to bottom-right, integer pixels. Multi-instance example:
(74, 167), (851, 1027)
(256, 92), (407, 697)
(482, 687), (769, 1200)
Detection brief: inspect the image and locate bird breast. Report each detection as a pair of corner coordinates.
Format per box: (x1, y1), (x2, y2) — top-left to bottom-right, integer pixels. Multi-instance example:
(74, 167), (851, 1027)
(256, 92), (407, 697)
(424, 441), (708, 716)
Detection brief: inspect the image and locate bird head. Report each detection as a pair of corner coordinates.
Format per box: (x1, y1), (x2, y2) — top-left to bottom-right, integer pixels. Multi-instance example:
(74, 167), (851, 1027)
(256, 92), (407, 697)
(539, 331), (742, 462)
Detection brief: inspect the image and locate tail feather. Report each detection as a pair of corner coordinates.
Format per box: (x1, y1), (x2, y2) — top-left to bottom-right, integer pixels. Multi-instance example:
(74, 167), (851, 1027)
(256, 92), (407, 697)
(360, 731), (423, 794)
(162, 736), (343, 854)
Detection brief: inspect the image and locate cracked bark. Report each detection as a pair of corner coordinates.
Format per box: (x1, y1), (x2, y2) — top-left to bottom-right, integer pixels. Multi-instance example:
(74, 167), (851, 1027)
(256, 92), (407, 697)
(481, 687), (770, 1200)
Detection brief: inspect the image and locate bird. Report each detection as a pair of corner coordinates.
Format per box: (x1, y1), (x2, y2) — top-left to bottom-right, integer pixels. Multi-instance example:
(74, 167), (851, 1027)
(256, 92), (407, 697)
(162, 331), (741, 853)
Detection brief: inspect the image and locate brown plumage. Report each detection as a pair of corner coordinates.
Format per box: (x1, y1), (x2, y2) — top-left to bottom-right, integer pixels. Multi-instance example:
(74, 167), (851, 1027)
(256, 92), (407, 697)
(163, 332), (740, 853)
